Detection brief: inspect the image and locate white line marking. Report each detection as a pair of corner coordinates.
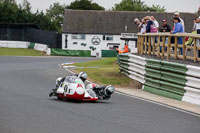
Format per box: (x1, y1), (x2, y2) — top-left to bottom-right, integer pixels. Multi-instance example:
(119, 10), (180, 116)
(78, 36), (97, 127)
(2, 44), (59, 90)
(115, 91), (200, 117)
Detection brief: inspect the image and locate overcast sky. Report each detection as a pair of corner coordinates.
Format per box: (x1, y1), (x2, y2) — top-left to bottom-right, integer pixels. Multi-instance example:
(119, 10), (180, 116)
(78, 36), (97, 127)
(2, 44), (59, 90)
(15, 0), (200, 13)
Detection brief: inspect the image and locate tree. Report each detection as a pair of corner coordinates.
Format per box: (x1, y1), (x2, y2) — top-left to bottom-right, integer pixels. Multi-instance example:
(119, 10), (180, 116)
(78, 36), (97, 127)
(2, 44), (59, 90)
(113, 0), (165, 13)
(0, 0), (58, 31)
(146, 4), (165, 13)
(0, 0), (19, 23)
(67, 0), (105, 10)
(21, 0), (31, 12)
(46, 2), (66, 33)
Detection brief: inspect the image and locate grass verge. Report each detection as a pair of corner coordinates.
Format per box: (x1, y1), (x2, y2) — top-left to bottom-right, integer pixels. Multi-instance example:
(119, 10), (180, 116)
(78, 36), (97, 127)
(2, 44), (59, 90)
(70, 57), (142, 88)
(0, 48), (44, 56)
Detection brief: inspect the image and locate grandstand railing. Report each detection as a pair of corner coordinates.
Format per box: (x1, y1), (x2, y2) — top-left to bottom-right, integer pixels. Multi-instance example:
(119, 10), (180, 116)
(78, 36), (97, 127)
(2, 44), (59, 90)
(137, 33), (200, 62)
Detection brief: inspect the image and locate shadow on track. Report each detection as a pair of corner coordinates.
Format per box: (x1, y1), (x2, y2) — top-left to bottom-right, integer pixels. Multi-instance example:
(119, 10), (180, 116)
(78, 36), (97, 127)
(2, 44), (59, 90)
(48, 97), (113, 104)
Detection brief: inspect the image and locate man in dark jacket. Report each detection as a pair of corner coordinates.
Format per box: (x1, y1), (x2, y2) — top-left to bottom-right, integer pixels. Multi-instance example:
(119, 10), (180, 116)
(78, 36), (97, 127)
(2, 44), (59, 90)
(160, 19), (171, 32)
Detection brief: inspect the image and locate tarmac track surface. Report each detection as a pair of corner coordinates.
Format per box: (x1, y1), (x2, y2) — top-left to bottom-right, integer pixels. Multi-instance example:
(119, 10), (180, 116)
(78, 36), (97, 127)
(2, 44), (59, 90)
(0, 56), (200, 133)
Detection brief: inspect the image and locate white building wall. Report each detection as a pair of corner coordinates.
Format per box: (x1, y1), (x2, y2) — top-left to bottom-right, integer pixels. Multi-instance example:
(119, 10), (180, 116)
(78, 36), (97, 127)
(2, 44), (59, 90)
(62, 33), (137, 56)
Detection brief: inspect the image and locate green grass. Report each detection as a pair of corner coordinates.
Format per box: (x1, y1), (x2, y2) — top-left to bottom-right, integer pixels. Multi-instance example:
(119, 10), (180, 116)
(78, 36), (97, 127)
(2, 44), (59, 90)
(71, 58), (141, 88)
(0, 48), (43, 56)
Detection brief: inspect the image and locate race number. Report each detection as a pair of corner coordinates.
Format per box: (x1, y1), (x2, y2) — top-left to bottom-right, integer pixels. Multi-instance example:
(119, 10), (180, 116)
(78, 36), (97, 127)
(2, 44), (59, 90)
(64, 85), (68, 92)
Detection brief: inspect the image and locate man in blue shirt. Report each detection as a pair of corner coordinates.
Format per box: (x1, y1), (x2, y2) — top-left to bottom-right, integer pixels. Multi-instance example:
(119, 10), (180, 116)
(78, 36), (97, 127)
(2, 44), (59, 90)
(171, 17), (184, 55)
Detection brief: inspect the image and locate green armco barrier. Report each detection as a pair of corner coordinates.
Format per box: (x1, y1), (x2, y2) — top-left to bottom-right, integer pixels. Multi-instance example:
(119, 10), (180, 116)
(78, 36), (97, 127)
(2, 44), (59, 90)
(146, 59), (161, 69)
(146, 59), (187, 74)
(118, 54), (130, 60)
(102, 50), (118, 57)
(143, 86), (183, 101)
(29, 42), (35, 49)
(51, 48), (91, 57)
(144, 77), (185, 98)
(145, 68), (161, 79)
(119, 63), (129, 70)
(119, 60), (129, 65)
(118, 53), (200, 105)
(119, 57), (129, 62)
(161, 61), (187, 74)
(160, 71), (186, 86)
(118, 54), (130, 64)
(120, 67), (130, 75)
(145, 68), (186, 86)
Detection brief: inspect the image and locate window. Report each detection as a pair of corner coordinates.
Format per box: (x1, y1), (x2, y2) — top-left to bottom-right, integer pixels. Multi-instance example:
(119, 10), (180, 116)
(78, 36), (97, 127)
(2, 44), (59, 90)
(103, 35), (113, 41)
(71, 34), (86, 40)
(65, 35), (68, 48)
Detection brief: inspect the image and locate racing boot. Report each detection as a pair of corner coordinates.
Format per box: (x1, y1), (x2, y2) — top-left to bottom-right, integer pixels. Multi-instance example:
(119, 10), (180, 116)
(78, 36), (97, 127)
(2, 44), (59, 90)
(49, 88), (57, 97)
(49, 91), (54, 97)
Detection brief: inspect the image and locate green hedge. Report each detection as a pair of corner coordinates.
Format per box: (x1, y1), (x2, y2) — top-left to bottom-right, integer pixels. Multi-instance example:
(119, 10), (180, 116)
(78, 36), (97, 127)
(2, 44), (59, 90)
(51, 48), (91, 57)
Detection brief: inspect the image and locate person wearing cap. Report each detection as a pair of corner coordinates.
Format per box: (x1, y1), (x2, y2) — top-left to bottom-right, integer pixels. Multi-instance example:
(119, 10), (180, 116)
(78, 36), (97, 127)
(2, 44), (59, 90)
(171, 17), (184, 55)
(174, 11), (185, 31)
(160, 19), (171, 32)
(159, 19), (171, 51)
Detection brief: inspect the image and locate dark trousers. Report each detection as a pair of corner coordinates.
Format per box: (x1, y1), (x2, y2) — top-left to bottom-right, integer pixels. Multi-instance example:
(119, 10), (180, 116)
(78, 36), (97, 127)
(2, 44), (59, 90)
(197, 29), (200, 57)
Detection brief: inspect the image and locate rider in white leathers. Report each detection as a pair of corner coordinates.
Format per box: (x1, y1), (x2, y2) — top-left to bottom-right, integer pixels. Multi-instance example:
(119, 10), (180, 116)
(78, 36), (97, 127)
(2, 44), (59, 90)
(49, 72), (115, 99)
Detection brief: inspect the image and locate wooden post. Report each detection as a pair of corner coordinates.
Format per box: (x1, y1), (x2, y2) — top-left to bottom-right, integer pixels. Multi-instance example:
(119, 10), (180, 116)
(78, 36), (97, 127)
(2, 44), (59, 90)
(141, 36), (144, 55)
(167, 36), (171, 60)
(182, 37), (186, 60)
(145, 36), (147, 55)
(148, 36), (151, 55)
(161, 36), (165, 59)
(152, 36), (155, 55)
(157, 36), (160, 57)
(137, 36), (140, 54)
(194, 38), (197, 62)
(174, 37), (178, 59)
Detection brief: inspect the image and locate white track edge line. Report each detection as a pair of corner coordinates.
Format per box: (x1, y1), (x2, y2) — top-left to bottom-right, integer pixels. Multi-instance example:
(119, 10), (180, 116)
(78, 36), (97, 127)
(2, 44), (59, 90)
(115, 91), (200, 117)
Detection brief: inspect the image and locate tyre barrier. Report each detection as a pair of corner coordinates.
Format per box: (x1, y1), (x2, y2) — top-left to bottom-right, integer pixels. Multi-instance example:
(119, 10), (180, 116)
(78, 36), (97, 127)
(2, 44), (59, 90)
(34, 43), (48, 52)
(0, 41), (29, 48)
(0, 41), (48, 53)
(118, 53), (200, 105)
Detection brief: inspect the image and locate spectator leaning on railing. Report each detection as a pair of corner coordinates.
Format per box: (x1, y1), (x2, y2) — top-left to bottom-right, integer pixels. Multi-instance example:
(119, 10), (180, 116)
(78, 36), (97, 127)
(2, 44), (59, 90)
(134, 18), (146, 33)
(160, 19), (171, 51)
(140, 19), (147, 34)
(151, 16), (159, 33)
(145, 16), (154, 33)
(160, 19), (171, 32)
(171, 17), (184, 55)
(174, 11), (185, 31)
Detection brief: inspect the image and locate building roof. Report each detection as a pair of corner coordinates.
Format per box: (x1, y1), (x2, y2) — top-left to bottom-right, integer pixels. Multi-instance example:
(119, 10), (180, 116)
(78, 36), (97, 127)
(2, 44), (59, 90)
(63, 9), (197, 35)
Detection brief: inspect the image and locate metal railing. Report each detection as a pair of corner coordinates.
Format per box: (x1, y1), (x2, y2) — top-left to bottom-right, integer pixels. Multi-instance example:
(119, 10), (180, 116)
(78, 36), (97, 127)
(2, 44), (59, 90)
(137, 33), (200, 62)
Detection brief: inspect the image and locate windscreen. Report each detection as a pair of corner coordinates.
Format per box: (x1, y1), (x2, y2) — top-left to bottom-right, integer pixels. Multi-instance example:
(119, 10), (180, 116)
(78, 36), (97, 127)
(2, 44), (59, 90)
(64, 76), (83, 84)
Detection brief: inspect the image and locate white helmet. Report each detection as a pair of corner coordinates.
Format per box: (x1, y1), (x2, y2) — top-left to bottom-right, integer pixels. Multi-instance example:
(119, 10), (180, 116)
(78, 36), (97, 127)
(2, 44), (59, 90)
(56, 77), (63, 85)
(78, 72), (88, 82)
(104, 85), (115, 97)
